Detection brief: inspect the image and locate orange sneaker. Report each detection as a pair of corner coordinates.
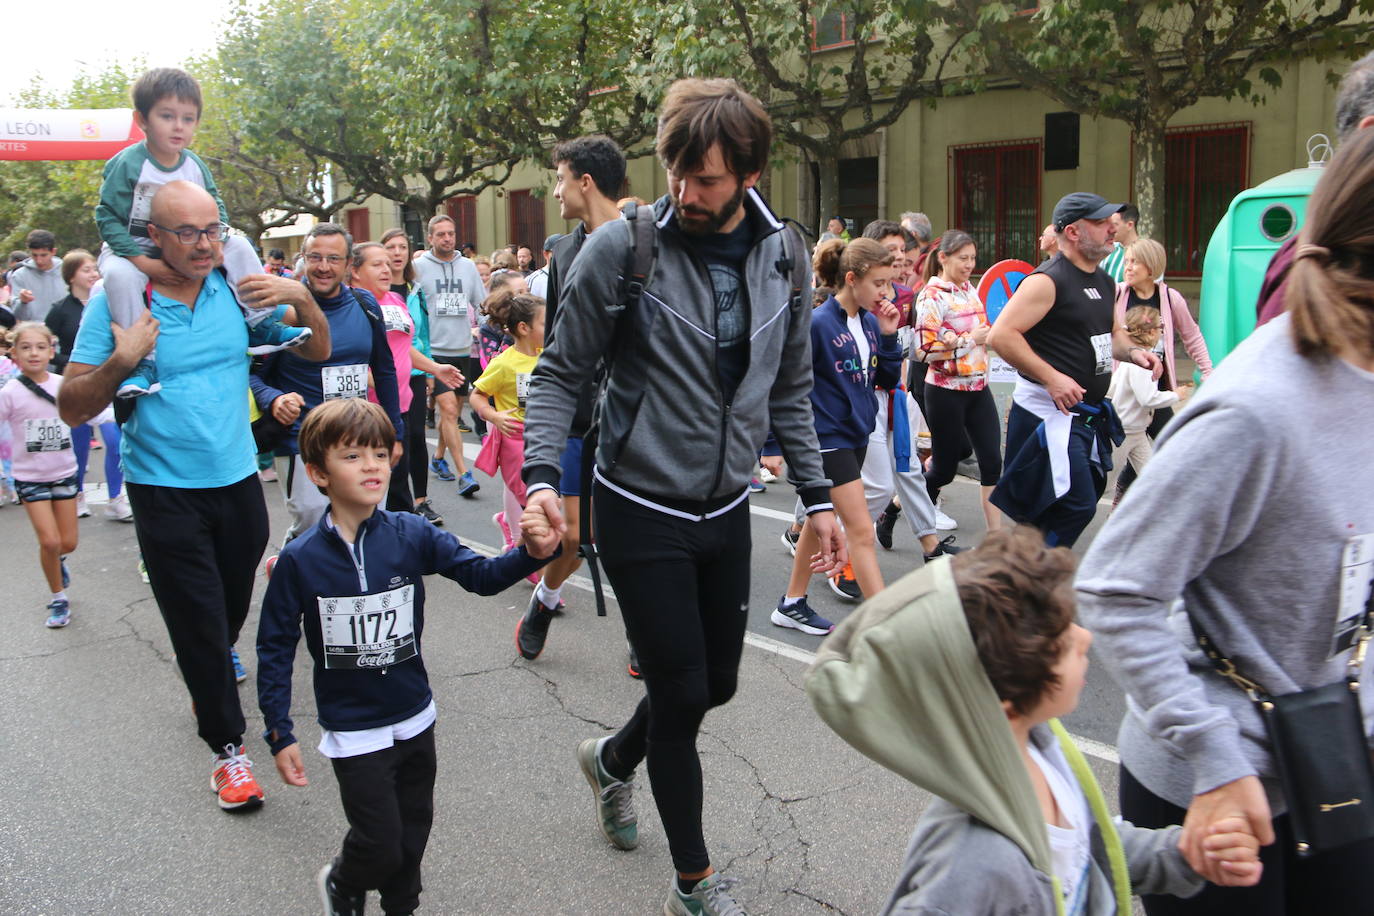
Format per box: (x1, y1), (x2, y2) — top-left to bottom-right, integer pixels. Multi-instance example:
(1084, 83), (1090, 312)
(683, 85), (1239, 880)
(827, 562), (862, 602)
(211, 744), (265, 811)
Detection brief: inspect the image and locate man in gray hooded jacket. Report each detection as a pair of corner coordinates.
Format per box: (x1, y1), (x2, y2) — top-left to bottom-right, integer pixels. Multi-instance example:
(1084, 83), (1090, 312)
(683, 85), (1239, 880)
(522, 78), (845, 916)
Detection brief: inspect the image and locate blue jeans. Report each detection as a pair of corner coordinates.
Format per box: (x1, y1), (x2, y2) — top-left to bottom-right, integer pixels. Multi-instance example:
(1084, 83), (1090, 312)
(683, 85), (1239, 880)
(72, 421), (123, 497)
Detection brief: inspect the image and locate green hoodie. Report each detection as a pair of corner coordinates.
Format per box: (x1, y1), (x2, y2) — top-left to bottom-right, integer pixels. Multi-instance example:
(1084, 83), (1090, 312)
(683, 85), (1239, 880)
(806, 558), (1202, 915)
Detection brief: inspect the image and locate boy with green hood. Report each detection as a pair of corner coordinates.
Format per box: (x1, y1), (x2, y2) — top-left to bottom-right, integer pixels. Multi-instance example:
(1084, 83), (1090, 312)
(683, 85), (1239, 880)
(806, 528), (1261, 915)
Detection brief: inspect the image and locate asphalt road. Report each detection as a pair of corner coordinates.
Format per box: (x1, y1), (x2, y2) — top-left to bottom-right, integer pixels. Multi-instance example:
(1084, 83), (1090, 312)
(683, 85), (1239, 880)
(0, 434), (1131, 915)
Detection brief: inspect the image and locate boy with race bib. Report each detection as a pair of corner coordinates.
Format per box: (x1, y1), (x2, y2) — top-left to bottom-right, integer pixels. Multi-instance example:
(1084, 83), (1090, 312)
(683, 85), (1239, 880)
(0, 323), (79, 627)
(256, 398), (556, 916)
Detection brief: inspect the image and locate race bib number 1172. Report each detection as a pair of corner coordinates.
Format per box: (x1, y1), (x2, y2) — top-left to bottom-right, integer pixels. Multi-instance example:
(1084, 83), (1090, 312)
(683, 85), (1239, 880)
(318, 584), (417, 670)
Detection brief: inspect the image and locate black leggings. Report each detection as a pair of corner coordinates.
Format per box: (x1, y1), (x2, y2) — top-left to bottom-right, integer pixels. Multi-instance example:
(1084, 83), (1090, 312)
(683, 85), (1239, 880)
(406, 376), (429, 501)
(923, 384), (1002, 501)
(1120, 766), (1374, 915)
(594, 482), (751, 874)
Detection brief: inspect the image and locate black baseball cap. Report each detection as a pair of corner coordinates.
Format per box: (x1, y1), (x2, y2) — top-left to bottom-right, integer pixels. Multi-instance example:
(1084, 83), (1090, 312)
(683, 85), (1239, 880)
(542, 233), (565, 252)
(1052, 193), (1125, 231)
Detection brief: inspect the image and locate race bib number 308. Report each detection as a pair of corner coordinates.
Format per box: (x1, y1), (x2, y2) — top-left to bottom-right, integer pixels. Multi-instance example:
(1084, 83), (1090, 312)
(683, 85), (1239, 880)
(24, 418), (71, 453)
(319, 584), (417, 670)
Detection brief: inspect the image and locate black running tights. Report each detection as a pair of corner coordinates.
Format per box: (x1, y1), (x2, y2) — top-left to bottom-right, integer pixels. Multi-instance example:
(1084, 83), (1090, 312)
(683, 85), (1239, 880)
(594, 482), (751, 874)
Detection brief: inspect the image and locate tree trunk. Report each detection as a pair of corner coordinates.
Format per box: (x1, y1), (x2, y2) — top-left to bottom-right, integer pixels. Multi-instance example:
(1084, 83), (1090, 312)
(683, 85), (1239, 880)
(817, 150), (841, 237)
(1131, 120), (1166, 242)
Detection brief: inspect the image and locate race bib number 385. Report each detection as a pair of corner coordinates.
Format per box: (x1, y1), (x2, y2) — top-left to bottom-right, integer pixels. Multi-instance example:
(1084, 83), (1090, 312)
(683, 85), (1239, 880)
(322, 363), (368, 400)
(319, 584), (417, 670)
(25, 418), (71, 453)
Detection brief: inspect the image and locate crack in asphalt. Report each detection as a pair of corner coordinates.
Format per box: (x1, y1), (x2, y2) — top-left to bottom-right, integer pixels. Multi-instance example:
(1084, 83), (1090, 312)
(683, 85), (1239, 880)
(0, 595), (159, 662)
(513, 662), (620, 731)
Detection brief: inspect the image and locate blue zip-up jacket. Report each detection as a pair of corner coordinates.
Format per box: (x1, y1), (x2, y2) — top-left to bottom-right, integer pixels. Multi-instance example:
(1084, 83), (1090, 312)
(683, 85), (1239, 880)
(797, 296), (901, 451)
(256, 508), (547, 753)
(249, 286), (403, 454)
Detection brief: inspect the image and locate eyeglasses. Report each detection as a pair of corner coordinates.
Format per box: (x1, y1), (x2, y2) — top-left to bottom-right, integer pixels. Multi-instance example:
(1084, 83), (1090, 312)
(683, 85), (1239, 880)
(303, 253), (347, 265)
(153, 222), (229, 245)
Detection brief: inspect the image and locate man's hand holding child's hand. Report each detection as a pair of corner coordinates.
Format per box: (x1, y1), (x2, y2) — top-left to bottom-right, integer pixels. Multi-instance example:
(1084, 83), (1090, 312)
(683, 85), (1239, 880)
(520, 503), (555, 558)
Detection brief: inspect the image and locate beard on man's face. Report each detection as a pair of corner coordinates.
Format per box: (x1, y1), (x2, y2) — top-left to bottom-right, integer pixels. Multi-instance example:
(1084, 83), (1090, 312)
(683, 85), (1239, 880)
(673, 182), (746, 236)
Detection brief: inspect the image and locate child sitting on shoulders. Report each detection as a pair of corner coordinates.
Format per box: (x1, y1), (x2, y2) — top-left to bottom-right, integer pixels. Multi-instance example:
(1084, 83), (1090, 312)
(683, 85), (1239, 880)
(96, 67), (310, 400)
(1107, 306), (1182, 482)
(806, 526), (1260, 915)
(255, 398), (555, 916)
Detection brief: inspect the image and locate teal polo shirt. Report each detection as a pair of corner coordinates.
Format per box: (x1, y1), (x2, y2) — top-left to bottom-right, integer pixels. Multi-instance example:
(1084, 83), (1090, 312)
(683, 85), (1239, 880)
(71, 270), (257, 488)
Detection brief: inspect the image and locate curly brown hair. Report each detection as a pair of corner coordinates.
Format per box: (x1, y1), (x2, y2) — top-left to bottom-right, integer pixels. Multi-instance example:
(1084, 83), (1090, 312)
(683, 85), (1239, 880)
(951, 526), (1078, 717)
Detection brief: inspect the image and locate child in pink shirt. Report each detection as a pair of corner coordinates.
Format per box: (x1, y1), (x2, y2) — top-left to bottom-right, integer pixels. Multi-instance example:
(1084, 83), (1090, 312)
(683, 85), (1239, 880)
(0, 322), (80, 627)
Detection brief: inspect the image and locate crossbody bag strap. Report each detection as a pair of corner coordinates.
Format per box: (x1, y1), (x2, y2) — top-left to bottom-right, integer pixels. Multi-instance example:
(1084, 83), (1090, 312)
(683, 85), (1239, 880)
(17, 373), (57, 405)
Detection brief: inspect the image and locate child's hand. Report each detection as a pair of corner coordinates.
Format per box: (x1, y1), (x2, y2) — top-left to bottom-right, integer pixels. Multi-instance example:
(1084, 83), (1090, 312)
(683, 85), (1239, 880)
(1199, 816), (1263, 887)
(490, 407), (521, 437)
(274, 743), (308, 786)
(520, 504), (555, 558)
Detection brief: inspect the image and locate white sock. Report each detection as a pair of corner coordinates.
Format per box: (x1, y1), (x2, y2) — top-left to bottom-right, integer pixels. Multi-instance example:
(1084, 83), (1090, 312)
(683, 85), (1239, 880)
(535, 579), (563, 608)
(52, 590), (67, 603)
(781, 595), (804, 607)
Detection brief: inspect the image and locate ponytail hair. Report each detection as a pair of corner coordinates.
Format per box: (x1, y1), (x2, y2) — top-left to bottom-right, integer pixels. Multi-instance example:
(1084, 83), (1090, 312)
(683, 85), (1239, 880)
(502, 294), (545, 336)
(482, 286), (518, 332)
(1286, 127), (1374, 362)
(924, 229), (976, 284)
(813, 237), (892, 289)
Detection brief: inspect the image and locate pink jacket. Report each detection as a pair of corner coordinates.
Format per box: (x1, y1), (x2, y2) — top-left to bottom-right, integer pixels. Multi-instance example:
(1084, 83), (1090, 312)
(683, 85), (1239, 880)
(1113, 281), (1213, 387)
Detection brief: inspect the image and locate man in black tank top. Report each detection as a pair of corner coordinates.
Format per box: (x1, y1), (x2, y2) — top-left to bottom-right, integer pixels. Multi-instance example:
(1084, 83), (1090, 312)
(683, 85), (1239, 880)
(987, 192), (1163, 546)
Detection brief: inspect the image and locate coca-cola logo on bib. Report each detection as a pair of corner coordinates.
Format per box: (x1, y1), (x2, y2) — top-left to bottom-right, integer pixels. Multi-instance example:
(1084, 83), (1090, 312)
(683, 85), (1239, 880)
(357, 650), (397, 668)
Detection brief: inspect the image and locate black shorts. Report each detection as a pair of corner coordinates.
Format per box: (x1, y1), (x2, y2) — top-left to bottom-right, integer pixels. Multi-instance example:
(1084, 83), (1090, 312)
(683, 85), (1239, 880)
(16, 475), (79, 503)
(821, 446), (867, 488)
(430, 354), (471, 397)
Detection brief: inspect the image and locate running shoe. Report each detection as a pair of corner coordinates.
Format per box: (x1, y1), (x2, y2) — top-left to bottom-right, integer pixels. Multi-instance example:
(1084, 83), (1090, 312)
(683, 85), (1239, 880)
(666, 873), (746, 916)
(210, 744), (265, 811)
(45, 598), (71, 629)
(627, 641), (642, 679)
(875, 503), (900, 550)
(934, 498), (958, 531)
(515, 592), (558, 660)
(748, 477), (765, 494)
(138, 557), (150, 584)
(415, 500), (444, 526)
(827, 562), (862, 602)
(456, 418), (472, 433)
(576, 736), (638, 850)
(231, 647), (247, 684)
(75, 493), (91, 518)
(758, 465), (779, 484)
(429, 457), (456, 481)
(60, 557), (70, 589)
(116, 378), (162, 399)
(780, 525), (800, 557)
(258, 466), (278, 483)
(265, 555), (278, 579)
(426, 407), (436, 429)
(317, 862), (364, 916)
(245, 322), (313, 356)
(770, 597), (835, 635)
(457, 470), (480, 497)
(923, 535), (965, 562)
(105, 492), (134, 521)
(492, 511), (514, 550)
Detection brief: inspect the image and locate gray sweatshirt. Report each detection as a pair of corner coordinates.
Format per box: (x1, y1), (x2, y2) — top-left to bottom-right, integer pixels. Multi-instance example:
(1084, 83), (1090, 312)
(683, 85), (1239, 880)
(412, 251), (482, 357)
(9, 258), (68, 322)
(1077, 314), (1374, 811)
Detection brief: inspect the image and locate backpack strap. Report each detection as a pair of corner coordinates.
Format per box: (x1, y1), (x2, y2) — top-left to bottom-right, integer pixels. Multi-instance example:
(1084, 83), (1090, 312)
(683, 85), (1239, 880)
(612, 202), (658, 315)
(17, 373), (57, 405)
(774, 224), (807, 310)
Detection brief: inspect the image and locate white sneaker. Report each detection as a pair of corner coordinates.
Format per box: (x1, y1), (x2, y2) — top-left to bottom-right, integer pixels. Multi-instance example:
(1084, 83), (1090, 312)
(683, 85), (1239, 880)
(105, 492), (133, 522)
(758, 465), (779, 484)
(934, 498), (957, 531)
(76, 493), (91, 518)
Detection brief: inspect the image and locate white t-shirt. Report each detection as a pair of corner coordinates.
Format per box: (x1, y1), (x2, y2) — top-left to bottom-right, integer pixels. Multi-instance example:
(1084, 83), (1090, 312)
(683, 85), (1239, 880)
(1028, 743), (1093, 915)
(847, 313), (871, 383)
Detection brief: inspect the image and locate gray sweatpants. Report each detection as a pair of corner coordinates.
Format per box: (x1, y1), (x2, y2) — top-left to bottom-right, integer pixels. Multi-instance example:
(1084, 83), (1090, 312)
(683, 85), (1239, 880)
(862, 389), (937, 539)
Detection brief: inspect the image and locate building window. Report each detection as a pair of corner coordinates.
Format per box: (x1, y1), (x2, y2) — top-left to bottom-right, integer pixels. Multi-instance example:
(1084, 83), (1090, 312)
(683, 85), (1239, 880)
(950, 140), (1041, 266)
(507, 190), (545, 256)
(346, 207), (370, 244)
(445, 195), (477, 248)
(400, 204), (425, 252)
(811, 10), (855, 49)
(1162, 123), (1249, 276)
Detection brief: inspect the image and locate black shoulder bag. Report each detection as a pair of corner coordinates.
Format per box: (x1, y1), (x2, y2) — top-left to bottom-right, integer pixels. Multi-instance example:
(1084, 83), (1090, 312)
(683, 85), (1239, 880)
(1193, 584), (1374, 857)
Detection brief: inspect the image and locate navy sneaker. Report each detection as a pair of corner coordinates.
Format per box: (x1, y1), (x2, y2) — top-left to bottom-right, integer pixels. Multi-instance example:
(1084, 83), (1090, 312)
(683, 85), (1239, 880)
(231, 647), (247, 684)
(875, 502), (901, 550)
(415, 500), (444, 526)
(430, 457), (455, 481)
(923, 535), (966, 562)
(780, 525), (800, 557)
(45, 598), (71, 629)
(457, 470), (480, 497)
(770, 597), (835, 636)
(515, 592), (558, 660)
